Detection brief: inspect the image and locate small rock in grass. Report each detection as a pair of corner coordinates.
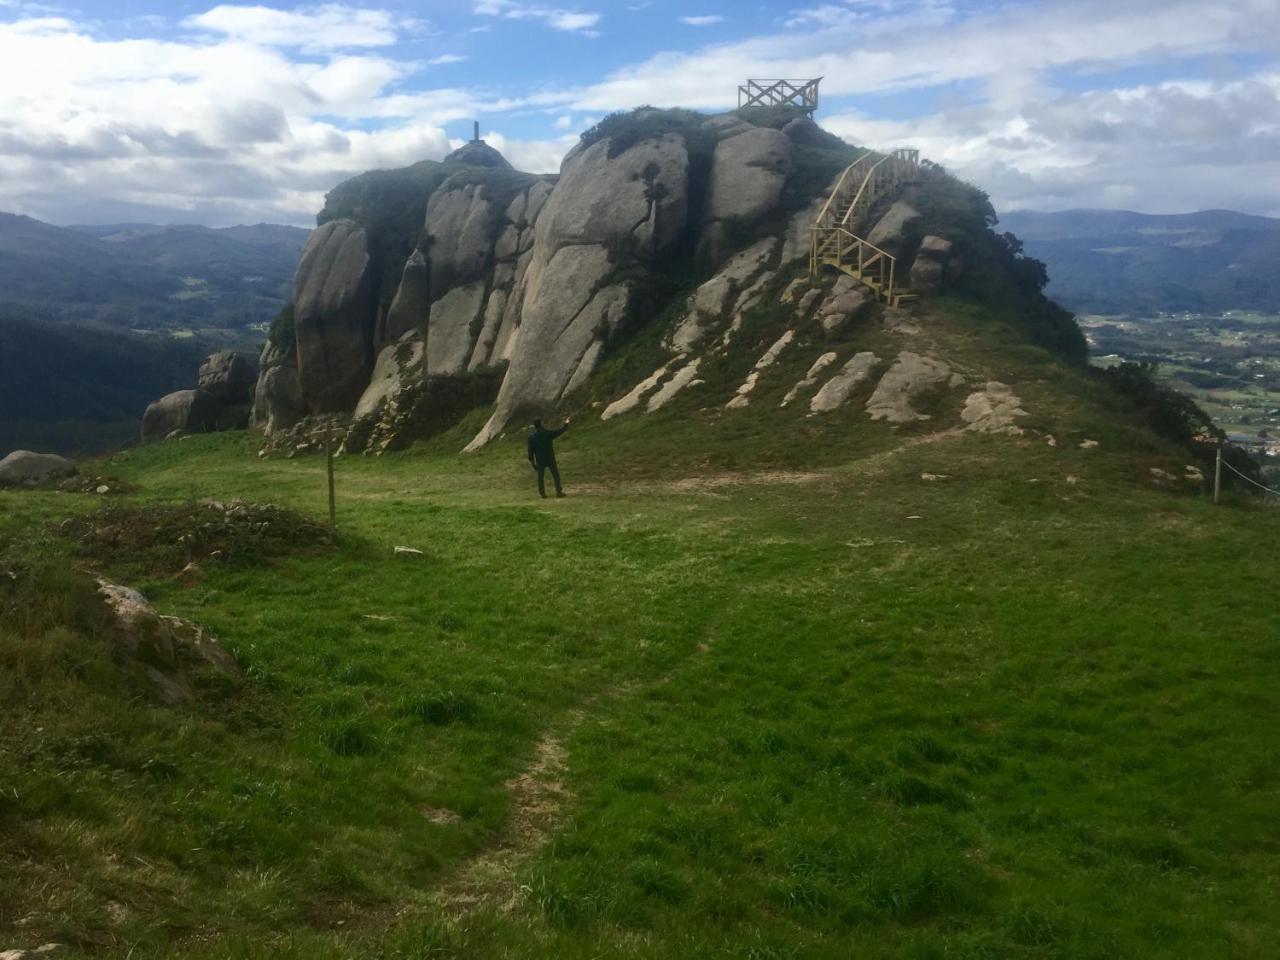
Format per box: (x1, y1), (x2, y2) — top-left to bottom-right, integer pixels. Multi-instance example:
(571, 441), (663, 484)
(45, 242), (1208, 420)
(906, 515), (923, 520)
(920, 473), (948, 481)
(1046, 434), (1057, 447)
(0, 945), (69, 959)
(96, 484), (110, 495)
(1079, 439), (1099, 449)
(1066, 475), (1080, 485)
(394, 546), (425, 559)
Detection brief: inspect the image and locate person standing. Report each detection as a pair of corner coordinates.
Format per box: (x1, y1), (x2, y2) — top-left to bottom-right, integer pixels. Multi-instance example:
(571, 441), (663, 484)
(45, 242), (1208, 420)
(527, 417), (570, 498)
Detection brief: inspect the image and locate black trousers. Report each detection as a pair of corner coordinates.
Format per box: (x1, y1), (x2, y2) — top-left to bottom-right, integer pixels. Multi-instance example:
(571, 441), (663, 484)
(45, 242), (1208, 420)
(535, 460), (562, 496)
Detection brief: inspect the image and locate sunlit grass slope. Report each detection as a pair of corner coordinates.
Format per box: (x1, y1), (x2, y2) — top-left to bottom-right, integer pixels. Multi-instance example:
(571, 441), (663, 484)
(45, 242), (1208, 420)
(2, 300), (1278, 959)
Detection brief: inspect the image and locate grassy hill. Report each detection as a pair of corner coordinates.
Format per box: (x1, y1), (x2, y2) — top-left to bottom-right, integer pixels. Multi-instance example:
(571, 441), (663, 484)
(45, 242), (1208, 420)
(2, 277), (1277, 958)
(0, 213), (307, 331)
(999, 209), (1280, 315)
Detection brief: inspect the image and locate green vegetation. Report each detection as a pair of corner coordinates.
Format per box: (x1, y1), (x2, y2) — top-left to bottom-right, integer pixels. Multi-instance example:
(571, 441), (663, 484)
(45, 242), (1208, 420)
(904, 170), (1087, 362)
(2, 289), (1278, 958)
(0, 213), (305, 332)
(1082, 311), (1279, 443)
(0, 305), (208, 456)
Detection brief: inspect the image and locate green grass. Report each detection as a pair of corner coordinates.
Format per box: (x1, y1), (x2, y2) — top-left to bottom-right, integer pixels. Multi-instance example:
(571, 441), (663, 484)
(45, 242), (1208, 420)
(2, 299), (1278, 958)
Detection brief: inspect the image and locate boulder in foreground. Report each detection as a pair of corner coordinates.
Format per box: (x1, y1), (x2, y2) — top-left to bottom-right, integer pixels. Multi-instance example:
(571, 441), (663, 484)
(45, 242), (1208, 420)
(0, 450), (76, 485)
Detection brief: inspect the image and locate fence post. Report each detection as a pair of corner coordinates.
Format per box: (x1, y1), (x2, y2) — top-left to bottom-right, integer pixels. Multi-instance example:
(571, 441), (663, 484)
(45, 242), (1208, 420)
(326, 428), (337, 528)
(1214, 444), (1222, 505)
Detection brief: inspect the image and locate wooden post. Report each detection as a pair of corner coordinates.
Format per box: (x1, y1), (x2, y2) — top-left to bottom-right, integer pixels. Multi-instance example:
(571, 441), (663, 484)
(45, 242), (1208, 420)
(1214, 444), (1222, 505)
(326, 429), (337, 528)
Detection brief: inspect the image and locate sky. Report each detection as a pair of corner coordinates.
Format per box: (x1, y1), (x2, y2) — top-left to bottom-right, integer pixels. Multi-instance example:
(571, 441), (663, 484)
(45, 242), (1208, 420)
(1, 0), (1278, 227)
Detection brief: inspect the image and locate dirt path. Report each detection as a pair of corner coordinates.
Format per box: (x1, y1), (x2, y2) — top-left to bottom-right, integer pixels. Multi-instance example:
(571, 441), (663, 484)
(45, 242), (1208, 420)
(434, 714), (581, 913)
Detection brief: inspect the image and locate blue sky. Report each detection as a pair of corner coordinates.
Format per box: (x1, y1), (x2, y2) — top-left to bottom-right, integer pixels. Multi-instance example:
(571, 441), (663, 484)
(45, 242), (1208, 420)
(1, 0), (1277, 225)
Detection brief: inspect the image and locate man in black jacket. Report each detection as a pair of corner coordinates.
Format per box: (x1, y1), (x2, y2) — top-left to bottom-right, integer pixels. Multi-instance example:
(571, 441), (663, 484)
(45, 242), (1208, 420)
(527, 417), (570, 498)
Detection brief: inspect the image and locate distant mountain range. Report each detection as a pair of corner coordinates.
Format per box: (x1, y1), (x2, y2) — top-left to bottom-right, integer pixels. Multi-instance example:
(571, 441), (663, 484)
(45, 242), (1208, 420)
(0, 212), (309, 330)
(998, 209), (1280, 316)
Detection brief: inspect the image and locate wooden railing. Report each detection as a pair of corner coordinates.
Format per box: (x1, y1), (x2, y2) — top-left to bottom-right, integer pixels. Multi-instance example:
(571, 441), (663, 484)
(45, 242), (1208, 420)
(810, 147), (921, 306)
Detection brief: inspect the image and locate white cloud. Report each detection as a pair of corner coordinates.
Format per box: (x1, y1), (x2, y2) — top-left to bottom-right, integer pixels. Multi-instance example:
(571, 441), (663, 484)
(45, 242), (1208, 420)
(186, 4), (420, 51)
(473, 0), (601, 33)
(426, 53), (468, 65)
(554, 114), (573, 128)
(679, 15), (723, 26)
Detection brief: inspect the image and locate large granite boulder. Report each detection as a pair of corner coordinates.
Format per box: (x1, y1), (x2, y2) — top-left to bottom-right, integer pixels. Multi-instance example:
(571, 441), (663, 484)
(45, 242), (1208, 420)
(701, 127), (792, 263)
(0, 450), (75, 485)
(867, 201), (921, 255)
(865, 351), (961, 423)
(466, 133), (689, 449)
(197, 351), (254, 403)
(379, 249), (429, 348)
(141, 389), (219, 442)
(293, 219), (373, 414)
(423, 180), (497, 295)
(909, 235), (954, 294)
(253, 341), (305, 434)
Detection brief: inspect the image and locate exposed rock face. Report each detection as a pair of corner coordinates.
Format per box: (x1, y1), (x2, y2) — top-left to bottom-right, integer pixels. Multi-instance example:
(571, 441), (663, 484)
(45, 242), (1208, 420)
(810, 352), (880, 414)
(253, 342), (305, 434)
(865, 351), (960, 423)
(381, 249), (429, 346)
(0, 450), (75, 485)
(669, 237), (777, 355)
(726, 330), (795, 409)
(909, 235), (954, 294)
(355, 335), (425, 419)
(293, 219), (373, 413)
(817, 275), (873, 334)
(96, 577), (239, 705)
(197, 351), (254, 402)
(702, 128), (792, 263)
(961, 381), (1027, 434)
(867, 201), (921, 254)
(423, 180), (497, 295)
(141, 389), (219, 442)
(782, 352), (838, 407)
(466, 134), (689, 449)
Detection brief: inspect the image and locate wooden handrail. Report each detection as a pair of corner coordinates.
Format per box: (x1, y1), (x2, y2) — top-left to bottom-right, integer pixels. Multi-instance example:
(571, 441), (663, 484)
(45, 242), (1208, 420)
(814, 150), (873, 227)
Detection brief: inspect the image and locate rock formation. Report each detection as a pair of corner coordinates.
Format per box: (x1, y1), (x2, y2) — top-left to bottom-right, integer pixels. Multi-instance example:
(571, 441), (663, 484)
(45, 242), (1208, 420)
(142, 351), (256, 442)
(0, 450), (76, 485)
(250, 107), (984, 453)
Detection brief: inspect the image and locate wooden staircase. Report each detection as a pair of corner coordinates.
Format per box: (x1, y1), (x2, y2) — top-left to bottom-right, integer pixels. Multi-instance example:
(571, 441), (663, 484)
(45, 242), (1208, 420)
(810, 148), (921, 307)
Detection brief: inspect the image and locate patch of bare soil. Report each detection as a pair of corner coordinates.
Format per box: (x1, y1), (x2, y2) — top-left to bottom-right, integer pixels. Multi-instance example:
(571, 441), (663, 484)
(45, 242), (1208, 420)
(435, 714), (580, 913)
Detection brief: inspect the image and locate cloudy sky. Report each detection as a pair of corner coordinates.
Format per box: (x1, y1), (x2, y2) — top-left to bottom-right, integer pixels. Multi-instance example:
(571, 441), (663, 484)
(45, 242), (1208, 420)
(1, 0), (1277, 226)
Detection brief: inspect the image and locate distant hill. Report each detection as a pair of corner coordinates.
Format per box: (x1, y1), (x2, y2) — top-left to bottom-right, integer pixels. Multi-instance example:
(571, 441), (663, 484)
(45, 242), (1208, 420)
(0, 213), (308, 330)
(0, 304), (208, 456)
(999, 209), (1280, 315)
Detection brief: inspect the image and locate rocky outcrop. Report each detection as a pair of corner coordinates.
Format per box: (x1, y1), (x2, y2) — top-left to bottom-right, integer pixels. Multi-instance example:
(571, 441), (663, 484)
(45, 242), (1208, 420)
(810, 352), (880, 414)
(961, 381), (1027, 434)
(782, 352), (838, 407)
(293, 219), (373, 413)
(865, 351), (962, 423)
(355, 334), (425, 419)
(198, 351), (255, 402)
(910, 235), (954, 294)
(96, 577), (240, 705)
(466, 133), (690, 449)
(866, 200), (921, 255)
(701, 128), (792, 263)
(141, 389), (220, 442)
(143, 351), (256, 442)
(0, 450), (75, 485)
(817, 275), (873, 335)
(253, 342), (304, 434)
